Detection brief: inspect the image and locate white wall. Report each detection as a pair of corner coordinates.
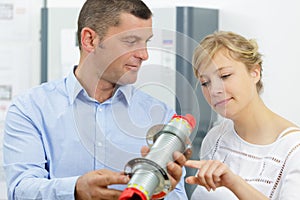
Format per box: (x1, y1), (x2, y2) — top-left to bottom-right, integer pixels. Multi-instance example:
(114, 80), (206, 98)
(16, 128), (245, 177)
(143, 0), (300, 126)
(0, 1), (42, 198)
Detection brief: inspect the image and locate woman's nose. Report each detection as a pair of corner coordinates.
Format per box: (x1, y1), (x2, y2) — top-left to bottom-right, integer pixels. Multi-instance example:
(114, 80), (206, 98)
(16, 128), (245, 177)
(209, 79), (224, 96)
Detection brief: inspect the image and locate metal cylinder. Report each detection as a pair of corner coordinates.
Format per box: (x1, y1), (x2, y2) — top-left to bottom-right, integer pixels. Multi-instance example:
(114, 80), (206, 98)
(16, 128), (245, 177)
(119, 114), (196, 200)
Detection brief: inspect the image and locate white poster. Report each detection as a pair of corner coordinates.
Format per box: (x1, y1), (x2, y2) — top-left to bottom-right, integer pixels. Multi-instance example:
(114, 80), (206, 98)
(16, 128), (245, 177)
(0, 0), (34, 199)
(0, 121), (6, 199)
(0, 0), (30, 41)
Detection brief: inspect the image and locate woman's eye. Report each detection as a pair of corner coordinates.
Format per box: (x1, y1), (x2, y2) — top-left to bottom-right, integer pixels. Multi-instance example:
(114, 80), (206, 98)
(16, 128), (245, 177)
(201, 81), (209, 87)
(221, 74), (231, 79)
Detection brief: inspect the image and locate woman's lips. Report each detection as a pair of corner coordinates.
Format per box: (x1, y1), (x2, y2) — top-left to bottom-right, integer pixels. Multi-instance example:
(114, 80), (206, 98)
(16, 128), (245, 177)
(214, 98), (232, 107)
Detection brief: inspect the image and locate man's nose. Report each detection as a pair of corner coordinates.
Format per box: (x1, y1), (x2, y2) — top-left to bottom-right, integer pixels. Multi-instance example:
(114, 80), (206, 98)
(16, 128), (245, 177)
(134, 46), (149, 61)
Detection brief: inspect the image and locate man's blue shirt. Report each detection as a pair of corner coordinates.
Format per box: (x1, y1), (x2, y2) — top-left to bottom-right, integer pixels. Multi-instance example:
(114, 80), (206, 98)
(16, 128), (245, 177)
(3, 70), (188, 199)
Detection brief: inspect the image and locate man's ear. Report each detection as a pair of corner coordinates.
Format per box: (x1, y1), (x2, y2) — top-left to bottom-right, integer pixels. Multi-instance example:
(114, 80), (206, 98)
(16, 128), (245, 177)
(80, 27), (98, 52)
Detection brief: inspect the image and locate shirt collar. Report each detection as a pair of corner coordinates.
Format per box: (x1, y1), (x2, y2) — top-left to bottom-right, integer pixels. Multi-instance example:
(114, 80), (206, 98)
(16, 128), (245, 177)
(66, 66), (134, 106)
(66, 66), (83, 105)
(113, 84), (134, 106)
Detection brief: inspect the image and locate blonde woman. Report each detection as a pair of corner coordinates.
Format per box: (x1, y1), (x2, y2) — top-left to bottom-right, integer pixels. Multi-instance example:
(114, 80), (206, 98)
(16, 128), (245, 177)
(185, 31), (300, 199)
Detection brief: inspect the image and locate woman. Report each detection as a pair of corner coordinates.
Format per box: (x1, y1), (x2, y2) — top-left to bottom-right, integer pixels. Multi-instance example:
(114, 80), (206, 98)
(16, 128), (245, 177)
(185, 31), (300, 199)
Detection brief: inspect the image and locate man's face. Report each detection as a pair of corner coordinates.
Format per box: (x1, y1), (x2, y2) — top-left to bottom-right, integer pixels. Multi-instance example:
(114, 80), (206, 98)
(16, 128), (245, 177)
(94, 13), (153, 85)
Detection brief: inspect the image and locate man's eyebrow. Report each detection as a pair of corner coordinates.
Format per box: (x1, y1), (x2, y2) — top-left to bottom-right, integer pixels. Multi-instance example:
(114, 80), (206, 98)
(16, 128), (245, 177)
(120, 35), (141, 41)
(121, 34), (153, 41)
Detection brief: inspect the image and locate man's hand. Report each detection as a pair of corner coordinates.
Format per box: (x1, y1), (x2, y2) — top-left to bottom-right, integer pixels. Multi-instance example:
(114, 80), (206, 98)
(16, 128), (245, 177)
(75, 169), (129, 200)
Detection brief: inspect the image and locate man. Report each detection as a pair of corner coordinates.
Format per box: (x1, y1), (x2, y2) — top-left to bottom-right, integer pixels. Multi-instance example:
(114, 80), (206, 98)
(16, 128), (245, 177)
(3, 0), (189, 199)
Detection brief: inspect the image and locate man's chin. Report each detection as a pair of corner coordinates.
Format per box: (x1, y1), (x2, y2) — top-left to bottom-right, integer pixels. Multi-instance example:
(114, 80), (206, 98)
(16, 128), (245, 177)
(117, 78), (137, 85)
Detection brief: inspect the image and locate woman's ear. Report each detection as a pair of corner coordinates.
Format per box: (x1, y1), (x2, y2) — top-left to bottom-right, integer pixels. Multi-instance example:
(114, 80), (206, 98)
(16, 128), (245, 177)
(80, 27), (98, 53)
(250, 64), (261, 83)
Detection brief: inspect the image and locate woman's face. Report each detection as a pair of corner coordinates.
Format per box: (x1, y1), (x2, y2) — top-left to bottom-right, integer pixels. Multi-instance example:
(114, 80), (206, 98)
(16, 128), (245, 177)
(197, 48), (260, 120)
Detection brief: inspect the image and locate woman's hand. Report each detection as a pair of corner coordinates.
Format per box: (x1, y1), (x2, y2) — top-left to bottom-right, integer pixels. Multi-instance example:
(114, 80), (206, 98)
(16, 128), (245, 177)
(185, 160), (269, 200)
(185, 160), (237, 191)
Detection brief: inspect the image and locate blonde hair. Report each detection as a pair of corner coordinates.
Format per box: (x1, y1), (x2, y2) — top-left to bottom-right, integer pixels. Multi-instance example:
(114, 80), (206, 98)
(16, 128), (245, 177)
(192, 31), (263, 93)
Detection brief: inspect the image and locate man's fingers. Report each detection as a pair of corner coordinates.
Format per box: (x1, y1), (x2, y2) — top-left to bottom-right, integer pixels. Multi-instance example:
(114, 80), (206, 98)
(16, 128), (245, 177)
(140, 145), (150, 157)
(75, 169), (129, 200)
(184, 148), (193, 160)
(166, 161), (182, 191)
(95, 170), (130, 186)
(173, 151), (186, 167)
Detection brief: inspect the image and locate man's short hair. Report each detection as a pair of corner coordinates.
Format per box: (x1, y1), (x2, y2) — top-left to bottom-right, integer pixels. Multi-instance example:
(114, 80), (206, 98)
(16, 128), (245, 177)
(77, 0), (152, 49)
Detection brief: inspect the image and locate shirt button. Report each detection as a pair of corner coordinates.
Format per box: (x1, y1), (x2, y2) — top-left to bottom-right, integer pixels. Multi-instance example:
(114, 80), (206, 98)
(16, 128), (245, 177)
(97, 142), (102, 147)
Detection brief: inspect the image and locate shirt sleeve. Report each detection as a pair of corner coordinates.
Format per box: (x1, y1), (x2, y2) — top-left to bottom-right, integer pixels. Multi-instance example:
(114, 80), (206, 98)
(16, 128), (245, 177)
(3, 102), (78, 200)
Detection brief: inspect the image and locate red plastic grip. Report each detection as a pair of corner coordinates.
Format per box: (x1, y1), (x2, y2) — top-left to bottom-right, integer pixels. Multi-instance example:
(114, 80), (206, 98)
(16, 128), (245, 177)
(119, 187), (148, 200)
(172, 114), (196, 129)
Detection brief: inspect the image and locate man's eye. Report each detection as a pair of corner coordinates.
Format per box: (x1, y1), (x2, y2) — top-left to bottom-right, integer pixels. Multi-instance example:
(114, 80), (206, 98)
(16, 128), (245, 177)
(124, 40), (137, 45)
